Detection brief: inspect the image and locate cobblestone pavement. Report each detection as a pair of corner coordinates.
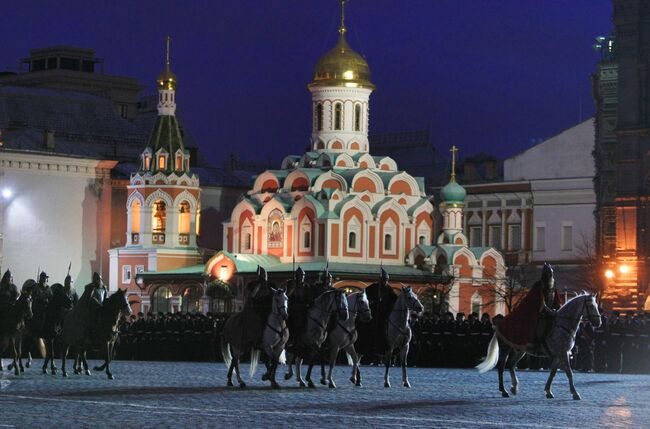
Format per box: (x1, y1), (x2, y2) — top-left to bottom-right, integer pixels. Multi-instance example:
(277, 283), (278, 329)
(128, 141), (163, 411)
(0, 359), (648, 428)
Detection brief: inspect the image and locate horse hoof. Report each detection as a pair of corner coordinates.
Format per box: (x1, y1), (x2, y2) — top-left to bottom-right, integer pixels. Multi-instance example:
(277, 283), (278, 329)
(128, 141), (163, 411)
(62, 372), (68, 378)
(308, 380), (315, 388)
(356, 382), (362, 387)
(14, 370), (19, 376)
(239, 382), (247, 389)
(19, 367), (24, 373)
(227, 381), (234, 387)
(262, 373), (269, 381)
(25, 362), (31, 369)
(384, 382), (390, 388)
(107, 374), (114, 380)
(284, 373), (292, 381)
(42, 368), (48, 375)
(572, 393), (581, 401)
(298, 381), (306, 388)
(85, 370), (91, 376)
(501, 391), (510, 398)
(52, 368), (57, 375)
(510, 386), (518, 395)
(74, 369), (81, 375)
(403, 382), (411, 388)
(320, 378), (327, 386)
(329, 382), (336, 389)
(349, 377), (356, 385)
(546, 392), (554, 399)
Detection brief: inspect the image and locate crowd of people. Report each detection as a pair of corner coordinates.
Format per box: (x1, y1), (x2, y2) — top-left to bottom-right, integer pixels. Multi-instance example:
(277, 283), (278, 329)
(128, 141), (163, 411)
(110, 308), (650, 374)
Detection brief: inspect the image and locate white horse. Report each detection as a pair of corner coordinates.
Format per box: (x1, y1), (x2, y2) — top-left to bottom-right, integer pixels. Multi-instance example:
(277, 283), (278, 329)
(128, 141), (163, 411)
(253, 288), (289, 389)
(292, 289), (348, 388)
(477, 293), (601, 400)
(384, 286), (424, 388)
(319, 290), (372, 388)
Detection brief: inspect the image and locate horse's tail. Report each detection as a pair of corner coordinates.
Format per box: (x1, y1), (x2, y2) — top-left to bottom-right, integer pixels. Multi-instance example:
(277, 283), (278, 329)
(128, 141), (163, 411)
(249, 348), (260, 379)
(345, 352), (353, 366)
(476, 333), (499, 374)
(221, 340), (232, 369)
(278, 349), (286, 365)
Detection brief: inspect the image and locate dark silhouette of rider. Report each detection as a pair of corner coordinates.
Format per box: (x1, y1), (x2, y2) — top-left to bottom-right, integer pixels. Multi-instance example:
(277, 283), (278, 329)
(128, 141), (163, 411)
(0, 269), (19, 314)
(82, 272), (106, 337)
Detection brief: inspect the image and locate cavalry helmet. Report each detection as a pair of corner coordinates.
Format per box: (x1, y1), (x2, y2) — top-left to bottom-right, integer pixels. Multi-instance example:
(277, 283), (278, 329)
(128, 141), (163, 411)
(295, 266), (305, 284)
(39, 271), (49, 282)
(541, 263), (554, 282)
(1, 269), (11, 285)
(380, 267), (390, 285)
(92, 272), (102, 284)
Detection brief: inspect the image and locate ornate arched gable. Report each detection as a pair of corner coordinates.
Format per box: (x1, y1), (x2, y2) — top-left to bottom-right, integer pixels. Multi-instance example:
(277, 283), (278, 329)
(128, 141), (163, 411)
(150, 172), (169, 185)
(252, 171), (282, 194)
(452, 247), (478, 267)
(230, 199), (260, 223)
(259, 197), (288, 219)
(356, 153), (376, 169)
(126, 190), (145, 209)
(328, 137), (345, 150)
(376, 156), (398, 171)
(351, 170), (384, 194)
(281, 155), (301, 170)
(338, 196), (372, 221)
(387, 172), (420, 196)
(284, 170), (311, 191)
(313, 171), (348, 192)
(333, 153), (354, 168)
(144, 188), (173, 208)
(130, 174), (145, 186)
(173, 189), (198, 212)
(376, 199), (409, 224)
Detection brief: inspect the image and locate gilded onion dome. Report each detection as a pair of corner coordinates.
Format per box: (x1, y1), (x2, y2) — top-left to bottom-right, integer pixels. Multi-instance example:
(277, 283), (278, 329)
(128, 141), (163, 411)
(309, 1), (374, 90)
(157, 36), (177, 90)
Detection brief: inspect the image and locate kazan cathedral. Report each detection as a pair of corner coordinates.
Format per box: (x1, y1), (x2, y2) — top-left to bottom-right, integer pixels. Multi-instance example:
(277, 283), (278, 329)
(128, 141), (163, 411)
(122, 3), (506, 317)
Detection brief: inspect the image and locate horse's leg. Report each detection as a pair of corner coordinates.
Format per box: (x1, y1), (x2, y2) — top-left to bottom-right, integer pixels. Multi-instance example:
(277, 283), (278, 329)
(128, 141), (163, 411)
(497, 342), (510, 398)
(11, 337), (19, 376)
(401, 343), (411, 388)
(226, 359), (235, 387)
(50, 338), (58, 374)
(295, 356), (306, 387)
(327, 346), (338, 389)
(42, 339), (50, 374)
(82, 350), (91, 376)
(560, 352), (580, 400)
(507, 350), (525, 395)
(284, 353), (294, 380)
(384, 349), (392, 388)
(61, 345), (69, 378)
(320, 360), (327, 386)
(544, 358), (559, 399)
(306, 357), (316, 388)
(105, 341), (114, 380)
(234, 357), (246, 388)
(345, 345), (362, 386)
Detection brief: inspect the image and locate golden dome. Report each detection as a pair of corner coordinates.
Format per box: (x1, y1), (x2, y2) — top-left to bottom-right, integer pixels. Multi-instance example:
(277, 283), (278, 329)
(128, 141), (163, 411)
(309, 1), (374, 90)
(157, 36), (177, 91)
(309, 33), (374, 90)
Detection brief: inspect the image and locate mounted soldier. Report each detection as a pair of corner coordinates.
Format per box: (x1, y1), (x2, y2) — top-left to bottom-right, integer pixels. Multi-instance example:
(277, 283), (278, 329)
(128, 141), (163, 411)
(495, 262), (561, 351)
(0, 270), (19, 313)
(82, 272), (107, 336)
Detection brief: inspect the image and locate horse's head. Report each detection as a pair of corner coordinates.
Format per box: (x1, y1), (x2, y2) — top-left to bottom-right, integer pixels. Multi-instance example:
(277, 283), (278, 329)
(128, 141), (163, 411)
(402, 286), (424, 314)
(335, 289), (349, 321)
(355, 290), (372, 323)
(115, 288), (132, 316)
(18, 292), (33, 320)
(271, 287), (288, 321)
(583, 293), (601, 328)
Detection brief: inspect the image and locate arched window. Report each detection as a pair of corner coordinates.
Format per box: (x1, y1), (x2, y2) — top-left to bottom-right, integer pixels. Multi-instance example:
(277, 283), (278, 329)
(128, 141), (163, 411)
(152, 200), (166, 233)
(178, 201), (190, 245)
(348, 231), (357, 249)
(131, 200), (141, 234)
(354, 104), (361, 131)
(419, 235), (426, 245)
(158, 155), (166, 170)
(152, 286), (172, 313)
(334, 103), (342, 130)
(181, 287), (203, 313)
(304, 230), (311, 248)
(195, 203), (201, 236)
(316, 103), (323, 131)
(175, 154), (183, 171)
(241, 218), (253, 253)
(143, 155), (151, 170)
(384, 234), (393, 251)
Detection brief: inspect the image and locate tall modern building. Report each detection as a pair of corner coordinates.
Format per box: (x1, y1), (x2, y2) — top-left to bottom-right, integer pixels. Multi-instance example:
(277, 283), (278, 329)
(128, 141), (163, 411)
(592, 0), (650, 312)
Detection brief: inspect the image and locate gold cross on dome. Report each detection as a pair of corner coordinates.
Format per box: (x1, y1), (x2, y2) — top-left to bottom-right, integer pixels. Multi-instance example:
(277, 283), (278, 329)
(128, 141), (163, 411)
(450, 145), (459, 182)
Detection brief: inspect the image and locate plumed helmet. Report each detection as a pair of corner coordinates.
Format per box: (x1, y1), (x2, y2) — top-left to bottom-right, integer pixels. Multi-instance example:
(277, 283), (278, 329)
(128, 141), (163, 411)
(64, 274), (73, 287)
(380, 267), (390, 285)
(92, 272), (102, 284)
(257, 266), (268, 283)
(39, 271), (49, 282)
(1, 269), (11, 285)
(541, 263), (554, 282)
(295, 266), (305, 283)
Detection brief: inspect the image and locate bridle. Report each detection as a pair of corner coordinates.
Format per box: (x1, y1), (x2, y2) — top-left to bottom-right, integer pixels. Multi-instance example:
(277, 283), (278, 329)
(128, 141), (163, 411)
(337, 292), (370, 339)
(266, 291), (289, 337)
(307, 290), (345, 332)
(387, 290), (419, 337)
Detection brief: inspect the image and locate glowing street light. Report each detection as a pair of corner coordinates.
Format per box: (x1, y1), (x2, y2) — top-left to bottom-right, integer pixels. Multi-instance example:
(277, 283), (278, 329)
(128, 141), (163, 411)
(604, 269), (615, 279)
(1, 188), (12, 199)
(619, 264), (629, 274)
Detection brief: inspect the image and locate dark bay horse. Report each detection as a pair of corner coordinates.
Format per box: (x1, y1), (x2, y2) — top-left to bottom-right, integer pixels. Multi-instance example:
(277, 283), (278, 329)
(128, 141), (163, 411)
(220, 268), (274, 388)
(61, 288), (132, 379)
(0, 292), (33, 376)
(40, 283), (77, 375)
(477, 293), (601, 400)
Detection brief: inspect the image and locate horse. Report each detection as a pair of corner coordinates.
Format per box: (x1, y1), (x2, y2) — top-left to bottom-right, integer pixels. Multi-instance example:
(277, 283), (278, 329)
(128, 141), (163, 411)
(289, 289), (348, 388)
(60, 288), (132, 379)
(0, 292), (33, 376)
(39, 283), (77, 375)
(476, 293), (601, 400)
(320, 290), (372, 388)
(382, 286), (424, 388)
(220, 270), (275, 388)
(253, 288), (289, 389)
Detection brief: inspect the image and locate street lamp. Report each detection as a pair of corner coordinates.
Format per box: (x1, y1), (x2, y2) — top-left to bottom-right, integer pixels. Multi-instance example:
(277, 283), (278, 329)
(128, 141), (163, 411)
(1, 188), (12, 199)
(619, 264), (629, 274)
(604, 269), (614, 279)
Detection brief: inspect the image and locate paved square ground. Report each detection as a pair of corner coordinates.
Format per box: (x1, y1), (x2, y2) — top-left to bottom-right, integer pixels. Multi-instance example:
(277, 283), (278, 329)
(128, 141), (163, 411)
(0, 359), (648, 428)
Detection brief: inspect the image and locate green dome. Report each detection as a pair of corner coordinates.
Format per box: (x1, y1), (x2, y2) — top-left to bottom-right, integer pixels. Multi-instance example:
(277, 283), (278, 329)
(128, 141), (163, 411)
(441, 180), (466, 204)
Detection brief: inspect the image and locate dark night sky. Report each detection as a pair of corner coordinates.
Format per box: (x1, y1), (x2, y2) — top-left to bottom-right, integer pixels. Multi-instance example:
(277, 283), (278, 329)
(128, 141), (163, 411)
(0, 1), (612, 166)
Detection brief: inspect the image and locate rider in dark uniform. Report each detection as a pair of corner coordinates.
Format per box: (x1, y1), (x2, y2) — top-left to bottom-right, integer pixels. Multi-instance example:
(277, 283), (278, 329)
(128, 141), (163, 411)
(0, 270), (19, 328)
(31, 272), (53, 332)
(82, 272), (107, 336)
(62, 274), (79, 308)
